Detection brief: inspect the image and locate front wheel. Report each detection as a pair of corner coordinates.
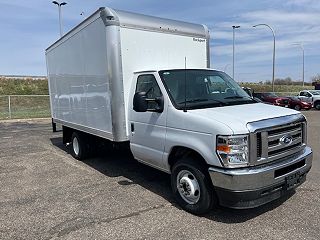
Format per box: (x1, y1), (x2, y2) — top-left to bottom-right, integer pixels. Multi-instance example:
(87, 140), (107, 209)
(294, 104), (301, 111)
(314, 102), (320, 110)
(171, 158), (216, 215)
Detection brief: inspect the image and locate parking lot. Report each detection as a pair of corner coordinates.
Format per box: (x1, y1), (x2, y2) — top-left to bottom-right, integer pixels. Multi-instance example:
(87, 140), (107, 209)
(0, 111), (319, 240)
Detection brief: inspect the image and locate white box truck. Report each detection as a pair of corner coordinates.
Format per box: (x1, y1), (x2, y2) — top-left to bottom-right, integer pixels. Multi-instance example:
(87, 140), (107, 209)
(46, 7), (313, 214)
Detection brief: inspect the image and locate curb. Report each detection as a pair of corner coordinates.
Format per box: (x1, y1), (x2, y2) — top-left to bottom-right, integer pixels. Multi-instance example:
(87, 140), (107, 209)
(0, 117), (51, 123)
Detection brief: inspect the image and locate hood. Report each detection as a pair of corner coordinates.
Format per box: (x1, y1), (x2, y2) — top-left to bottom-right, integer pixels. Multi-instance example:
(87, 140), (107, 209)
(189, 103), (299, 134)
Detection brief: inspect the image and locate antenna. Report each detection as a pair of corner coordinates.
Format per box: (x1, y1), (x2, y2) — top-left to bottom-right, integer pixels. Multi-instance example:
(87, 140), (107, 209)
(184, 57), (187, 112)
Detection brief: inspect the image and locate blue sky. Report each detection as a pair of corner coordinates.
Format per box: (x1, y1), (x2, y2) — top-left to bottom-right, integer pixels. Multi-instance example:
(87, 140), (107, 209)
(0, 0), (319, 82)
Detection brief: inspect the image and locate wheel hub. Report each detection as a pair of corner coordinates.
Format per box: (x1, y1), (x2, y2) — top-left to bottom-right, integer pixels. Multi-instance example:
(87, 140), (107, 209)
(177, 170), (200, 204)
(73, 137), (80, 156)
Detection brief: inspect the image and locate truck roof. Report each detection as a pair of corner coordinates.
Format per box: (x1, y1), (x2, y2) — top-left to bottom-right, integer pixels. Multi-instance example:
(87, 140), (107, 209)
(133, 68), (217, 74)
(46, 7), (209, 52)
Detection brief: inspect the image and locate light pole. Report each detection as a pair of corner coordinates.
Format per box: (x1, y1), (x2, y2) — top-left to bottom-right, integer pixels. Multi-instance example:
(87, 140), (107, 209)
(52, 1), (67, 37)
(293, 43), (305, 87)
(232, 25), (240, 80)
(253, 24), (276, 92)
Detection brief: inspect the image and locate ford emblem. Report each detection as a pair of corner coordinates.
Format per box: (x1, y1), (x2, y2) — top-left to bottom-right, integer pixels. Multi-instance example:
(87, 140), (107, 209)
(280, 135), (293, 145)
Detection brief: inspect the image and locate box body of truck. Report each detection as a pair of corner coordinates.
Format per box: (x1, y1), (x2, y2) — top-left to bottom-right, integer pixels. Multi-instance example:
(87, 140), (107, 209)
(46, 7), (210, 141)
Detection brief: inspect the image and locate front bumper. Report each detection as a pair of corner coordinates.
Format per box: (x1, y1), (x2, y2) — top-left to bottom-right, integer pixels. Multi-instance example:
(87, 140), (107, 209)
(302, 105), (312, 110)
(208, 147), (313, 209)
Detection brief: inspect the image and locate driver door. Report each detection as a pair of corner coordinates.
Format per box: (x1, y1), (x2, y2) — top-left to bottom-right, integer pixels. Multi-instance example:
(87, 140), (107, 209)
(128, 74), (167, 170)
(299, 91), (312, 103)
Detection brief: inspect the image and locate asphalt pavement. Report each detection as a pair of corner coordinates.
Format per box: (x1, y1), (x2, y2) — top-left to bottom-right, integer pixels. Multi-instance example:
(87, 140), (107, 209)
(0, 111), (319, 240)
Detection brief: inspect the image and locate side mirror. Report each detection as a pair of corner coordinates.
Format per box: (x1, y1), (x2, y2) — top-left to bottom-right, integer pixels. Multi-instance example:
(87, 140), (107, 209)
(133, 92), (164, 113)
(133, 92), (148, 112)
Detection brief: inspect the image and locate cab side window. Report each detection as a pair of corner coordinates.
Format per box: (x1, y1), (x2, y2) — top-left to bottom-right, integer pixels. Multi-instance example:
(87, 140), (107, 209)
(300, 91), (311, 97)
(136, 74), (162, 109)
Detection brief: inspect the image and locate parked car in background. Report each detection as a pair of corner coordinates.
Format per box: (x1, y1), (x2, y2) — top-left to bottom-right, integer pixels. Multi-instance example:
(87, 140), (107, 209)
(286, 96), (312, 111)
(253, 92), (290, 107)
(299, 90), (320, 110)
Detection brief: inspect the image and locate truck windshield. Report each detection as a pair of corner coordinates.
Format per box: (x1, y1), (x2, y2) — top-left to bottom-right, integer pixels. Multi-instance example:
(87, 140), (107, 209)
(309, 90), (320, 95)
(159, 69), (255, 110)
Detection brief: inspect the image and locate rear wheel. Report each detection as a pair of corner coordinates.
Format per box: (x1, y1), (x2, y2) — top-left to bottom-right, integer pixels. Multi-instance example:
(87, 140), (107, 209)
(294, 104), (301, 111)
(70, 132), (88, 160)
(171, 158), (216, 215)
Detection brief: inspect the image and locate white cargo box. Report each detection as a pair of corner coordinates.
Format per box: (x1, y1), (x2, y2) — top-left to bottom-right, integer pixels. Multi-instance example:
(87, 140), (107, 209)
(46, 7), (210, 142)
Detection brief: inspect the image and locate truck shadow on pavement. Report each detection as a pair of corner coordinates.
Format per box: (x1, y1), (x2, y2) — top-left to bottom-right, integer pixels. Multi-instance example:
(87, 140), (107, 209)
(50, 136), (295, 223)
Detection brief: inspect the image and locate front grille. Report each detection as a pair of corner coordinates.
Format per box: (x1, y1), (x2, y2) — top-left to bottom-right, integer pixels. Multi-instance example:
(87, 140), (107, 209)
(269, 142), (301, 156)
(253, 122), (305, 165)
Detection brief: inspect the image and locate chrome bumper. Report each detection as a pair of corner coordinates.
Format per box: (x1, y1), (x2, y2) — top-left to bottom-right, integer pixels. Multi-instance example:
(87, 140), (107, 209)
(208, 147), (312, 208)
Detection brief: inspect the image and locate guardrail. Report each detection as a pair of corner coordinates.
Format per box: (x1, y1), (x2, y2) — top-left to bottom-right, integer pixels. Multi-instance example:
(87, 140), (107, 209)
(0, 95), (50, 120)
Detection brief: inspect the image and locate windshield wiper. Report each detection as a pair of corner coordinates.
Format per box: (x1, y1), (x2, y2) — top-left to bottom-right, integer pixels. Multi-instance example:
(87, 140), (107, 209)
(224, 96), (244, 99)
(178, 98), (209, 104)
(178, 98), (226, 105)
(224, 95), (253, 100)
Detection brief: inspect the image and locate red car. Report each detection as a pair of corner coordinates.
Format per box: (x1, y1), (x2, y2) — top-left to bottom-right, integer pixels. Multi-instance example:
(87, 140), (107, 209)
(286, 96), (312, 111)
(253, 92), (290, 107)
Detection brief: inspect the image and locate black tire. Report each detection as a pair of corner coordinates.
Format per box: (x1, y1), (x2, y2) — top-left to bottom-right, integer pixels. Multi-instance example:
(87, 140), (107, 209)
(70, 132), (88, 160)
(171, 158), (216, 215)
(294, 104), (301, 111)
(314, 101), (320, 110)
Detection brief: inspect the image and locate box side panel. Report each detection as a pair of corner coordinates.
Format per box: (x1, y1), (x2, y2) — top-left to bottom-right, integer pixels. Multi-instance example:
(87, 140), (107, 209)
(46, 17), (114, 139)
(119, 28), (207, 134)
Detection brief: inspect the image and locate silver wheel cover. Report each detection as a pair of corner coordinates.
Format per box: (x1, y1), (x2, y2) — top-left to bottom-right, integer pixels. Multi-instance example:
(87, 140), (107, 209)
(176, 170), (201, 204)
(73, 136), (80, 156)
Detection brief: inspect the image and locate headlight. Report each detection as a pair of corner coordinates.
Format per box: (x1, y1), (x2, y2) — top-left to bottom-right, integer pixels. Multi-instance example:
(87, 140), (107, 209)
(216, 135), (249, 168)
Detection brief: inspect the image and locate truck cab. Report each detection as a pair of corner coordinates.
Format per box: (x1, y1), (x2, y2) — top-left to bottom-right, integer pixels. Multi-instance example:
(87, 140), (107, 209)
(299, 90), (320, 110)
(129, 69), (313, 214)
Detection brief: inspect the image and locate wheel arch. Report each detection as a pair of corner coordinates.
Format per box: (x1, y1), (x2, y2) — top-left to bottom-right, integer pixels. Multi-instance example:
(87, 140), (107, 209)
(167, 146), (209, 171)
(314, 99), (320, 106)
(62, 125), (73, 144)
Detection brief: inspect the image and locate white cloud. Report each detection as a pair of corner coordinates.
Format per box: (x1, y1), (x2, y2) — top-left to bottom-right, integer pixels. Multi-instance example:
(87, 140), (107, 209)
(208, 5), (320, 81)
(285, 0), (320, 8)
